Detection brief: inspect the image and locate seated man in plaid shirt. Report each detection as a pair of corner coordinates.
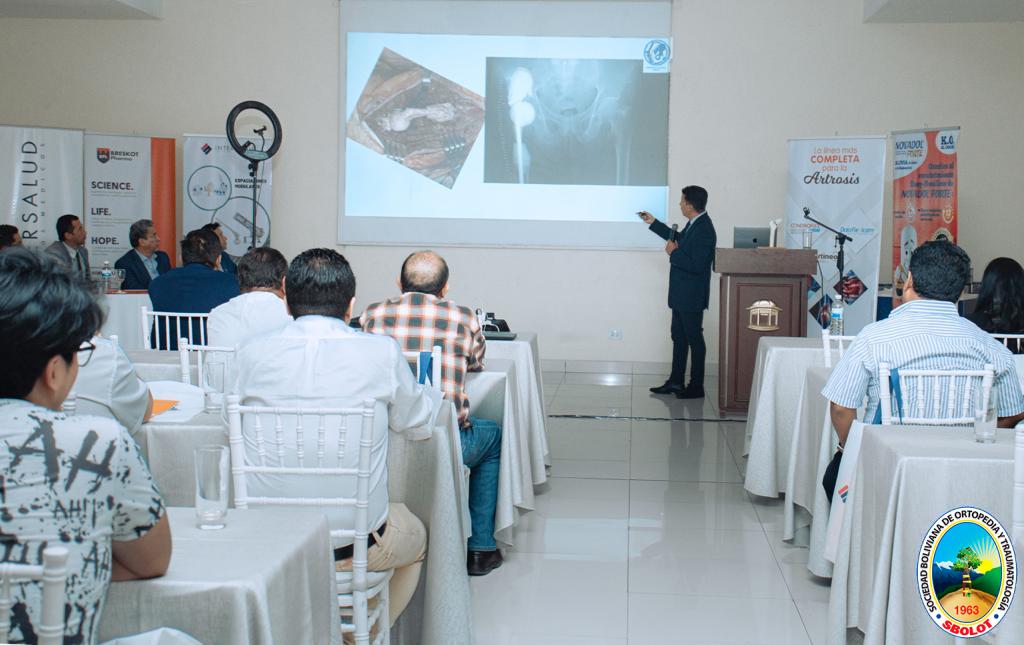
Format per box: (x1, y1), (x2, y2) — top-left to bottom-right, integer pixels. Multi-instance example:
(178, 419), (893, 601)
(362, 250), (504, 576)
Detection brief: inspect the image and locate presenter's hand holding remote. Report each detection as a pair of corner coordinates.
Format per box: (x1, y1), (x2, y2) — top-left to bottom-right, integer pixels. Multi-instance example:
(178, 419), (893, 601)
(665, 240), (678, 255)
(636, 211), (655, 225)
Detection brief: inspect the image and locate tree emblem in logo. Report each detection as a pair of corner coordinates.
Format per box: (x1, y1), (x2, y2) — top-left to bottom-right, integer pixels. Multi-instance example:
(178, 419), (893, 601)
(96, 148), (110, 164)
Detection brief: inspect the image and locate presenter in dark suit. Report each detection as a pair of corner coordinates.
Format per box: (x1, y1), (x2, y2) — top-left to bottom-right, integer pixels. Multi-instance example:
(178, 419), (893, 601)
(638, 185), (717, 399)
(115, 219), (171, 290)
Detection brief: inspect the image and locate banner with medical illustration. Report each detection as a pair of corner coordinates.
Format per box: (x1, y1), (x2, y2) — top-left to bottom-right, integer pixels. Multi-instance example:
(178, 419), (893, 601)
(183, 135), (273, 255)
(84, 134), (176, 269)
(891, 127), (959, 307)
(0, 125), (83, 248)
(784, 137), (887, 336)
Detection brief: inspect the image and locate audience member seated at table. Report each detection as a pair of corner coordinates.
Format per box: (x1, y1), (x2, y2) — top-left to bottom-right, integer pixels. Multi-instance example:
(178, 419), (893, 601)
(967, 257), (1024, 354)
(361, 250), (504, 577)
(201, 222), (237, 274)
(114, 218), (172, 290)
(148, 228), (240, 349)
(233, 248), (436, 626)
(0, 248), (171, 643)
(821, 241), (1024, 499)
(73, 334), (154, 436)
(208, 246), (292, 349)
(44, 213), (90, 279)
(0, 223), (22, 249)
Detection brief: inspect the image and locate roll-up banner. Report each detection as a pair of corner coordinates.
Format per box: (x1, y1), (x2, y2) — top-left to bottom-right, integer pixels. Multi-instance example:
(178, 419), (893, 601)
(84, 134), (177, 268)
(182, 135), (273, 256)
(784, 136), (887, 336)
(0, 125), (83, 248)
(891, 127), (959, 307)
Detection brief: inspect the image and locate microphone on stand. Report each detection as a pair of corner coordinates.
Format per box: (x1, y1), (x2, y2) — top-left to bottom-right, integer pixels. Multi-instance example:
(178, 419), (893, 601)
(671, 223), (679, 242)
(802, 206), (811, 218)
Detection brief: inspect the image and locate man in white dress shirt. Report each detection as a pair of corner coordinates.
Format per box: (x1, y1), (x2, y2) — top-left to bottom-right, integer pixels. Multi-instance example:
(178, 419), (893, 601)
(233, 248), (437, 627)
(74, 335), (154, 436)
(208, 247), (292, 349)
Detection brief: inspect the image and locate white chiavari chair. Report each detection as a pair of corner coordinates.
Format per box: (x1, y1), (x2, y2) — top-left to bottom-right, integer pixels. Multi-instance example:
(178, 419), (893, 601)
(141, 306), (209, 350)
(878, 362), (994, 426)
(991, 333), (1024, 354)
(226, 395), (390, 645)
(178, 338), (235, 401)
(821, 328), (857, 369)
(0, 547), (69, 645)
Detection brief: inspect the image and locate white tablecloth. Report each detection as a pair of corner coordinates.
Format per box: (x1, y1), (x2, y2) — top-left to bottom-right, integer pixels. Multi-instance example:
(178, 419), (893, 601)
(744, 336), (828, 497)
(486, 332), (550, 481)
(827, 424), (1019, 645)
(101, 291), (151, 350)
(99, 507), (341, 644)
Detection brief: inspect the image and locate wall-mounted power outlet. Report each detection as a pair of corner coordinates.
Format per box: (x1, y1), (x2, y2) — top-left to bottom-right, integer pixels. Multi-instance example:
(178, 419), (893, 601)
(609, 329), (623, 341)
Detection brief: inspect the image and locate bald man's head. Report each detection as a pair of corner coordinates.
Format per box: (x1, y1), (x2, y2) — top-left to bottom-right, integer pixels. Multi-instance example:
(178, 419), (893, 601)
(400, 251), (449, 297)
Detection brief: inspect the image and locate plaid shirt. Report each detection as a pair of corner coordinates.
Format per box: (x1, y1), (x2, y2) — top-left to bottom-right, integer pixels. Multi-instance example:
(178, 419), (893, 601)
(361, 292), (485, 428)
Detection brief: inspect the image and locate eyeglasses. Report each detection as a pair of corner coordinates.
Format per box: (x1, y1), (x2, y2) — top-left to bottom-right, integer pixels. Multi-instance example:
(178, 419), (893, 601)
(76, 341), (96, 367)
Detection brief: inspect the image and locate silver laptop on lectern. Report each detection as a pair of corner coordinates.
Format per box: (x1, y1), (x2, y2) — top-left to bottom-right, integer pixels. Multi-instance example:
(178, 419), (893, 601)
(733, 227), (772, 249)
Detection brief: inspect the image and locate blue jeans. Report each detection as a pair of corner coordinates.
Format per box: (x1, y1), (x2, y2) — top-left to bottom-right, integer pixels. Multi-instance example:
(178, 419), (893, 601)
(462, 417), (502, 551)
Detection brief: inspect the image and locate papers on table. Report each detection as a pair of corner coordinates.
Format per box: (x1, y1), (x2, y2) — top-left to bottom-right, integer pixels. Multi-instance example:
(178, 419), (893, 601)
(147, 381), (204, 423)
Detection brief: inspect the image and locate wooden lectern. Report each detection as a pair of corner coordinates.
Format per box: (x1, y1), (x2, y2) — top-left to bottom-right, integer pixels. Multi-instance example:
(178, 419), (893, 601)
(716, 248), (817, 416)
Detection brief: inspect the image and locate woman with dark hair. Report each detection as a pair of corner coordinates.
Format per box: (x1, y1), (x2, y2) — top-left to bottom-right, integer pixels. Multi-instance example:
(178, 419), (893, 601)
(968, 257), (1024, 353)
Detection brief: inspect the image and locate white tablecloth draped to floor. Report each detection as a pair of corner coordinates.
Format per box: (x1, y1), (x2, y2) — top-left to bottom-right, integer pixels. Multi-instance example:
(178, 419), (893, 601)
(99, 507), (341, 644)
(101, 291), (151, 350)
(486, 332), (550, 481)
(827, 424), (1019, 645)
(744, 336), (830, 497)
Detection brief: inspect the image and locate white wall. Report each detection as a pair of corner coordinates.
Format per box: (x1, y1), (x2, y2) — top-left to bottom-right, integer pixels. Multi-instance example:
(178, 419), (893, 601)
(1, 0), (1022, 365)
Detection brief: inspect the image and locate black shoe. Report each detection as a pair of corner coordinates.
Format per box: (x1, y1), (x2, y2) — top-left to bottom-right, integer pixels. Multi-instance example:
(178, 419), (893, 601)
(467, 549), (503, 576)
(676, 386), (705, 399)
(650, 381), (684, 395)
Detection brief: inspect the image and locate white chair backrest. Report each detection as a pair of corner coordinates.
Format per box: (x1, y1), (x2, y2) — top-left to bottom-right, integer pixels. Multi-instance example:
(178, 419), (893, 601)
(401, 345), (443, 391)
(1014, 422), (1024, 548)
(0, 546), (69, 645)
(878, 362), (994, 426)
(178, 339), (235, 390)
(992, 333), (1024, 354)
(141, 305), (210, 350)
(821, 328), (857, 368)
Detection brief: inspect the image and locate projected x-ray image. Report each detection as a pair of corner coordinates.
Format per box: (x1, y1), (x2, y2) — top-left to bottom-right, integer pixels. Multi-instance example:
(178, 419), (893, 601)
(347, 48), (485, 189)
(484, 57), (668, 186)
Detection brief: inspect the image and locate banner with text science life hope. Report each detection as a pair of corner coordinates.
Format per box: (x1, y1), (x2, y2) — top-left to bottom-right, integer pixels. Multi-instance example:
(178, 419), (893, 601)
(183, 135), (273, 255)
(84, 134), (176, 269)
(0, 125), (83, 248)
(784, 136), (886, 337)
(891, 127), (959, 307)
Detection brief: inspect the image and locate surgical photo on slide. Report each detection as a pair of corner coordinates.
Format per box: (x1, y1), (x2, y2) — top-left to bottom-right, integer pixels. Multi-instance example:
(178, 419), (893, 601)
(484, 57), (668, 186)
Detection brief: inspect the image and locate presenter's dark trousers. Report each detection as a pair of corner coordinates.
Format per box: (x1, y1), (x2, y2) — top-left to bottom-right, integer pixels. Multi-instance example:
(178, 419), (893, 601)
(669, 309), (706, 388)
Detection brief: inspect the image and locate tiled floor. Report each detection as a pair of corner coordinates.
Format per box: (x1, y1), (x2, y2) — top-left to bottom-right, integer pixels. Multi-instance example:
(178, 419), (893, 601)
(470, 371), (833, 644)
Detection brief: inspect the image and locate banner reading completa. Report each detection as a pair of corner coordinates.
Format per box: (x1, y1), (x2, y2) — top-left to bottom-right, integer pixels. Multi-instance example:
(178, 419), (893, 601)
(183, 135), (273, 255)
(891, 127), (959, 307)
(0, 125), (83, 248)
(784, 136), (886, 336)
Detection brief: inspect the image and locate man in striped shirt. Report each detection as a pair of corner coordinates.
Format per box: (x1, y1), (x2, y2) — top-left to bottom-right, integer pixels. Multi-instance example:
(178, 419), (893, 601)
(361, 251), (504, 576)
(823, 241), (1024, 447)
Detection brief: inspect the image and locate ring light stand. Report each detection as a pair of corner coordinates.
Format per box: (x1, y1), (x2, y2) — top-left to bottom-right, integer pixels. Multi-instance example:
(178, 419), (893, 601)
(226, 101), (282, 250)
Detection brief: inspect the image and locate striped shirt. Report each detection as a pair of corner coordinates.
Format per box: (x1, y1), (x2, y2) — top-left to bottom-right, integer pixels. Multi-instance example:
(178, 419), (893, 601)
(361, 292), (485, 429)
(822, 299), (1024, 420)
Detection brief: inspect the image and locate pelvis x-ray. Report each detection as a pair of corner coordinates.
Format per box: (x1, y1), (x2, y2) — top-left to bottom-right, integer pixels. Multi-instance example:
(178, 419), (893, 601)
(484, 57), (668, 186)
(348, 48), (485, 189)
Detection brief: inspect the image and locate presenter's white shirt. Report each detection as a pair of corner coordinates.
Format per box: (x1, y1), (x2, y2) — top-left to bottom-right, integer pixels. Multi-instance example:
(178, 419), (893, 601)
(233, 315), (437, 541)
(208, 290), (292, 349)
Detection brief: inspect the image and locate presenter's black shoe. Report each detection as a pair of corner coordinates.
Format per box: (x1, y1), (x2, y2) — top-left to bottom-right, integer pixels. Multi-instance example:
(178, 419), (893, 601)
(676, 386), (706, 399)
(650, 381), (684, 395)
(467, 549), (503, 576)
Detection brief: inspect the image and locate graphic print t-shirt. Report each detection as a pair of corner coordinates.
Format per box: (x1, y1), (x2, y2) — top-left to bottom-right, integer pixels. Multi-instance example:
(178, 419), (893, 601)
(0, 400), (165, 644)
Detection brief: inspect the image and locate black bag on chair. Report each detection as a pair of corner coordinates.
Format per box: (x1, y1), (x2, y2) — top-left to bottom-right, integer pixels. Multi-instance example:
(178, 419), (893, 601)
(822, 449), (842, 505)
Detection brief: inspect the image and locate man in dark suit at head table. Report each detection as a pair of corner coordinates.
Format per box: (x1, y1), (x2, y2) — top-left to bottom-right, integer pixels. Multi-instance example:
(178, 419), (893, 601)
(638, 185), (718, 399)
(44, 214), (90, 279)
(114, 219), (172, 290)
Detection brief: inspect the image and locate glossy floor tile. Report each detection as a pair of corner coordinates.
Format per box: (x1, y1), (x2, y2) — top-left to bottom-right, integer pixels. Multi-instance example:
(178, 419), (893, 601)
(471, 370), (830, 644)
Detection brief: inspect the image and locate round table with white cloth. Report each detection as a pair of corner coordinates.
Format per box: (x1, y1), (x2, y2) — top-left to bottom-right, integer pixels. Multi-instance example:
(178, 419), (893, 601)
(100, 291), (151, 350)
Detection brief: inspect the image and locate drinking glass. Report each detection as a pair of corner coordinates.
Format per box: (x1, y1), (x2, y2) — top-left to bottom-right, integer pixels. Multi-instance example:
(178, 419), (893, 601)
(973, 399), (997, 444)
(203, 360), (226, 413)
(194, 445), (229, 529)
(802, 231), (813, 249)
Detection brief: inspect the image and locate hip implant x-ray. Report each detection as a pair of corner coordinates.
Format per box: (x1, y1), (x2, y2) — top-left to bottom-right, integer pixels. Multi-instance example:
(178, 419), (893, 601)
(484, 57), (668, 186)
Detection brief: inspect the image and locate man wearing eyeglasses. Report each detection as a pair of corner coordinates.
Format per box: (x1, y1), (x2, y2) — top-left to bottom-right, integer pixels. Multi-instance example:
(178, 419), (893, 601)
(0, 248), (170, 643)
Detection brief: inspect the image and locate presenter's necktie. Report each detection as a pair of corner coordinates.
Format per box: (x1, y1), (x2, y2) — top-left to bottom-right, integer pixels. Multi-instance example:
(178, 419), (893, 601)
(680, 220), (693, 238)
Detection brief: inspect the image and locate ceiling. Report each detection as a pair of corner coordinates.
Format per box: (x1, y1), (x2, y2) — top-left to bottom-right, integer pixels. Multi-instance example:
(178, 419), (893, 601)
(865, 0), (1024, 23)
(0, 0), (162, 19)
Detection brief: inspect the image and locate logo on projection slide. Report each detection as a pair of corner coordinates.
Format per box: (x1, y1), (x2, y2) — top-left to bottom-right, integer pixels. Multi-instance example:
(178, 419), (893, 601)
(96, 148), (110, 163)
(643, 40), (671, 67)
(918, 506), (1016, 639)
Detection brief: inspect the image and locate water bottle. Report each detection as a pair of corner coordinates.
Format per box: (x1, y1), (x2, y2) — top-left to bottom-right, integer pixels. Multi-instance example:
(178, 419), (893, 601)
(829, 292), (845, 335)
(100, 261), (113, 294)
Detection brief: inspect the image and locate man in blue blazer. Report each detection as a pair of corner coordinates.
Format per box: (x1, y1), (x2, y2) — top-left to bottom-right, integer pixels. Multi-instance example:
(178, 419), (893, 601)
(115, 219), (172, 290)
(639, 185), (718, 399)
(148, 228), (240, 349)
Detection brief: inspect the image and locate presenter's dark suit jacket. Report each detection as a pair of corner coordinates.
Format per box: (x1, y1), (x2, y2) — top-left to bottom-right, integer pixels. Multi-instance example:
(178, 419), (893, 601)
(147, 263), (240, 349)
(649, 213), (717, 312)
(114, 249), (171, 290)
